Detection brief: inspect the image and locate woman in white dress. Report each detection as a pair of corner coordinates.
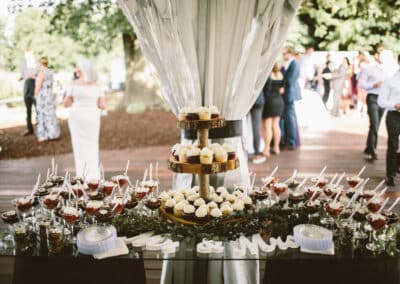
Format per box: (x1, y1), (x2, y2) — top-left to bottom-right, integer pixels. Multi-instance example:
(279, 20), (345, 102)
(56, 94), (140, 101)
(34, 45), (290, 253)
(63, 59), (106, 179)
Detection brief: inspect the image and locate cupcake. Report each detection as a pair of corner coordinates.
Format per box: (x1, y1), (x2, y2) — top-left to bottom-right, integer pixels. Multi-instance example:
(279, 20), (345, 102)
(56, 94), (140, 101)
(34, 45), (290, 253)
(182, 204), (196, 221)
(178, 148), (189, 163)
(221, 204), (233, 215)
(173, 200), (188, 218)
(232, 190), (244, 197)
(160, 192), (170, 203)
(174, 192), (185, 203)
(209, 143), (223, 153)
(164, 198), (176, 214)
(179, 107), (189, 121)
(207, 201), (218, 210)
(210, 106), (220, 119)
(198, 107), (211, 120)
(210, 207), (222, 218)
(195, 205), (209, 223)
(223, 143), (236, 160)
(216, 187), (227, 195)
(187, 148), (201, 164)
(194, 198), (206, 208)
(200, 147), (214, 164)
(212, 195), (224, 205)
(185, 107), (199, 120)
(185, 187), (197, 196)
(187, 193), (200, 204)
(241, 196), (254, 210)
(226, 194), (237, 203)
(214, 148), (228, 163)
(232, 200), (245, 212)
(192, 186), (200, 193)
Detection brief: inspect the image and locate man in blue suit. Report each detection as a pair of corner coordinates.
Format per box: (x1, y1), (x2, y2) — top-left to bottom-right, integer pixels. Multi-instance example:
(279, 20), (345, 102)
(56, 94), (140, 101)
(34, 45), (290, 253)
(281, 46), (301, 149)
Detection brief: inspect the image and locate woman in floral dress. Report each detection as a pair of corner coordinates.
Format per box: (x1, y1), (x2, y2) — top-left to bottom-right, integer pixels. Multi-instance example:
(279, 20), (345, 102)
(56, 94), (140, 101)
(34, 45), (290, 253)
(34, 57), (60, 142)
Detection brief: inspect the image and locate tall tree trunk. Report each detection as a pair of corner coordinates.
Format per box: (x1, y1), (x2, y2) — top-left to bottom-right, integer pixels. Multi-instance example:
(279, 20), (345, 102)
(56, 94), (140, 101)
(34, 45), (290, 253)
(118, 32), (163, 111)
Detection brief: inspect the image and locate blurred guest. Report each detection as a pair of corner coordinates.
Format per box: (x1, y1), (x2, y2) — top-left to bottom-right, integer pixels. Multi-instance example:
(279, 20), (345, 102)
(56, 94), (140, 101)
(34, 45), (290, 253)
(358, 46), (386, 160)
(72, 63), (79, 80)
(20, 48), (38, 136)
(34, 57), (60, 142)
(299, 46), (316, 90)
(262, 64), (284, 157)
(322, 54), (333, 107)
(342, 58), (354, 115)
(327, 57), (349, 117)
(354, 51), (369, 113)
(64, 59), (106, 179)
(281, 46), (301, 150)
(250, 90), (266, 164)
(378, 55), (400, 186)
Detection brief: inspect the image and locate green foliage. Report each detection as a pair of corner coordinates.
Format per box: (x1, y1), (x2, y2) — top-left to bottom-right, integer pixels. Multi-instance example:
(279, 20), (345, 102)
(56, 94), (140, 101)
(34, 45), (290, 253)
(113, 206), (309, 241)
(296, 0), (400, 53)
(0, 79), (20, 100)
(11, 8), (81, 71)
(126, 102), (147, 114)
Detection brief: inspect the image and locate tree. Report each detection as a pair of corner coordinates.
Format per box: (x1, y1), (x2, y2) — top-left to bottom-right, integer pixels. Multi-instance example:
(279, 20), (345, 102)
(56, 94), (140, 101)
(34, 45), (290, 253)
(9, 0), (162, 110)
(11, 8), (81, 71)
(297, 0), (400, 53)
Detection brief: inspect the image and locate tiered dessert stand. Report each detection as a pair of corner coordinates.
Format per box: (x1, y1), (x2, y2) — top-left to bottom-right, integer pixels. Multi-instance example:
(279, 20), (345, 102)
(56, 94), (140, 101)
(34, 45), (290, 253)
(162, 117), (240, 224)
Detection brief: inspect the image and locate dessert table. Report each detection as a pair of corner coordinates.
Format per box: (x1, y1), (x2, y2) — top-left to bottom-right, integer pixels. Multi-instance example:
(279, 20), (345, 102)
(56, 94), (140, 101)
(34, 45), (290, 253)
(1, 233), (399, 284)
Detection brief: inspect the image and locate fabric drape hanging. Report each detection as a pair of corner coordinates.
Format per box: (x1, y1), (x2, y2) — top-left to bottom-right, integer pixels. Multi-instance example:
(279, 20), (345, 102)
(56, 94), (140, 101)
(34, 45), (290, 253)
(118, 0), (301, 188)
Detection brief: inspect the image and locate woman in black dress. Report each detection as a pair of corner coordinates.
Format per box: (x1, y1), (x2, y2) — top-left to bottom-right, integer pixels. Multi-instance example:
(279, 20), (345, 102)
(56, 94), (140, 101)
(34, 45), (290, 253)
(262, 63), (284, 156)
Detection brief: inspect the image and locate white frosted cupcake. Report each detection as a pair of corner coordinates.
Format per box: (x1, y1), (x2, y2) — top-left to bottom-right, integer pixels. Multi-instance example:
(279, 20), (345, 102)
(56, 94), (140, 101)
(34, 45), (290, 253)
(214, 148), (228, 163)
(173, 192), (185, 203)
(226, 194), (237, 203)
(194, 198), (206, 208)
(179, 107), (189, 121)
(183, 204), (196, 221)
(200, 147), (214, 164)
(195, 205), (209, 223)
(216, 187), (227, 195)
(207, 201), (218, 210)
(232, 190), (244, 197)
(198, 106), (211, 120)
(210, 208), (222, 218)
(174, 200), (188, 218)
(160, 192), (170, 203)
(223, 143), (236, 160)
(232, 200), (245, 212)
(178, 148), (188, 163)
(221, 204), (233, 215)
(212, 195), (224, 205)
(164, 198), (176, 214)
(210, 106), (220, 119)
(210, 143), (223, 153)
(187, 147), (201, 164)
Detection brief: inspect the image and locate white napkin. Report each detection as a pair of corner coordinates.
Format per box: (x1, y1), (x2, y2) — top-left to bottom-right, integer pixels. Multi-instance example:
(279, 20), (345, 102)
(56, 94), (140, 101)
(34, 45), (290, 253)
(93, 238), (129, 259)
(300, 247), (334, 255)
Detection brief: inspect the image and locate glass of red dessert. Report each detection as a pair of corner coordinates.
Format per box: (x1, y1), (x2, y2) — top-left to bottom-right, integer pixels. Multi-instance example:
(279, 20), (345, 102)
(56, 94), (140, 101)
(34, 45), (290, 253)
(109, 197), (125, 214)
(288, 189), (305, 208)
(346, 176), (363, 188)
(272, 183), (288, 197)
(311, 177), (329, 189)
(111, 175), (129, 188)
(367, 198), (383, 213)
(43, 194), (61, 220)
(95, 207), (113, 224)
(61, 206), (79, 243)
(71, 184), (84, 198)
(14, 197), (33, 221)
(323, 185), (343, 199)
(366, 213), (387, 252)
(102, 181), (115, 196)
(85, 200), (103, 223)
(305, 186), (321, 200)
(86, 178), (100, 191)
(145, 195), (161, 217)
(361, 189), (375, 201)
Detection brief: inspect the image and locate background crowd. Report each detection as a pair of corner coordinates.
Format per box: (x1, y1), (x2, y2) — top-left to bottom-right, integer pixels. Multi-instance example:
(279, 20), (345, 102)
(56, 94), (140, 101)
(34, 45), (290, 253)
(249, 44), (400, 187)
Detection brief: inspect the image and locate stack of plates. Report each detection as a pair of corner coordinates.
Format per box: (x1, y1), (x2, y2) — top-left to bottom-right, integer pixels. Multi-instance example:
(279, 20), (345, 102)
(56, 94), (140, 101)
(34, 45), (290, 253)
(293, 224), (333, 251)
(77, 225), (118, 255)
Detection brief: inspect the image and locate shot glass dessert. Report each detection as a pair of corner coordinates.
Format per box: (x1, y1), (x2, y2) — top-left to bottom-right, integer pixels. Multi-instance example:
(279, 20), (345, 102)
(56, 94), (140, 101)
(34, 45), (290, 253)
(47, 225), (64, 253)
(13, 222), (30, 252)
(311, 177), (329, 189)
(367, 198), (383, 213)
(102, 181), (115, 196)
(111, 175), (129, 187)
(346, 176), (363, 188)
(325, 201), (345, 218)
(87, 178), (100, 191)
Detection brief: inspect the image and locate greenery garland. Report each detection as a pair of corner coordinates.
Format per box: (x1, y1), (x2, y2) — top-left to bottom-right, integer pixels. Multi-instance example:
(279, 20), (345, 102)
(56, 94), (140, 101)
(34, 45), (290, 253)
(113, 206), (309, 242)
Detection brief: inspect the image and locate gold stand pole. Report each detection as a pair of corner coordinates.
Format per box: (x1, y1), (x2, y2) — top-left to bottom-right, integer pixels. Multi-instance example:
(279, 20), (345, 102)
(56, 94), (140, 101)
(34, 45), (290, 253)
(198, 128), (209, 200)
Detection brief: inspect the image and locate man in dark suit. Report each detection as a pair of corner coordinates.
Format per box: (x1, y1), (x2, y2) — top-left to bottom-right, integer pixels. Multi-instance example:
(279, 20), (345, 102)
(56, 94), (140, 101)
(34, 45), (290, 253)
(19, 48), (38, 136)
(281, 46), (301, 149)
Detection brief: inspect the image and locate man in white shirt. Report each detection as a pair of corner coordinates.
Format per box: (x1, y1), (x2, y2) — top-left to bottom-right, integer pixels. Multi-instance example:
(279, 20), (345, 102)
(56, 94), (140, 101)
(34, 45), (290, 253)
(358, 46), (386, 160)
(378, 54), (400, 186)
(299, 47), (316, 90)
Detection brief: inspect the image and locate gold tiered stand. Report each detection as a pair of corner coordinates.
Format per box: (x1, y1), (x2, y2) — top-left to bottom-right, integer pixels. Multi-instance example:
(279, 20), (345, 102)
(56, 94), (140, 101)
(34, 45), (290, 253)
(167, 118), (240, 200)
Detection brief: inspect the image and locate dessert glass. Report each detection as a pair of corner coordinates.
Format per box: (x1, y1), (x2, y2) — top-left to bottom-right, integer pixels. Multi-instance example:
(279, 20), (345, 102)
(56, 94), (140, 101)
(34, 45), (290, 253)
(365, 213), (387, 252)
(61, 206), (79, 243)
(1, 210), (19, 242)
(346, 176), (363, 188)
(14, 197), (33, 221)
(311, 177), (329, 189)
(47, 225), (64, 253)
(102, 181), (115, 196)
(13, 222), (30, 253)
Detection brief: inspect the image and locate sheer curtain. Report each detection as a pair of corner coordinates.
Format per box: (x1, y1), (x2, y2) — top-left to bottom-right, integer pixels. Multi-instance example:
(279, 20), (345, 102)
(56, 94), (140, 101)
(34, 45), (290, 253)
(118, 0), (301, 188)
